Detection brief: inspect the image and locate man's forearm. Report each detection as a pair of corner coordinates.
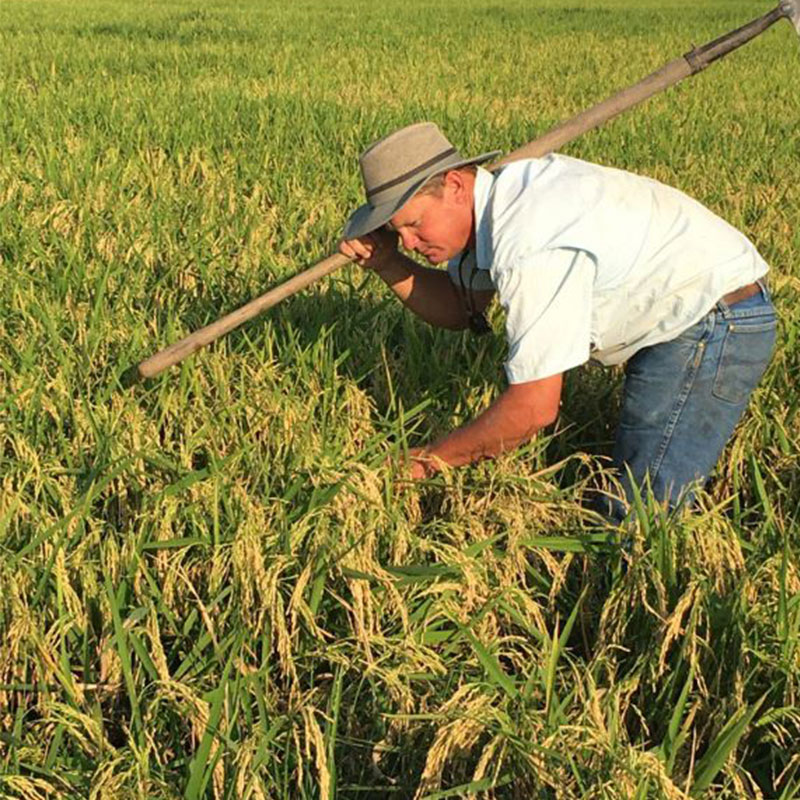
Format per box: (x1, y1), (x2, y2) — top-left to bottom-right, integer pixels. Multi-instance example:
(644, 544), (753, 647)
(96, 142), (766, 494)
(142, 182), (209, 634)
(420, 377), (563, 470)
(427, 401), (539, 467)
(374, 252), (469, 330)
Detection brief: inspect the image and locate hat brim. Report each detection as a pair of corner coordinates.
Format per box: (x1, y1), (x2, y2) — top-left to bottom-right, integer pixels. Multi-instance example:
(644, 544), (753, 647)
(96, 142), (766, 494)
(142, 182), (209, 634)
(341, 150), (501, 241)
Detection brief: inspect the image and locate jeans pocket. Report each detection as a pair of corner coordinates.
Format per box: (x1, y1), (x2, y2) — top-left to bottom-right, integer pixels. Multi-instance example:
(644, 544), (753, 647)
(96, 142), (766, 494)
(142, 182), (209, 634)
(712, 318), (776, 405)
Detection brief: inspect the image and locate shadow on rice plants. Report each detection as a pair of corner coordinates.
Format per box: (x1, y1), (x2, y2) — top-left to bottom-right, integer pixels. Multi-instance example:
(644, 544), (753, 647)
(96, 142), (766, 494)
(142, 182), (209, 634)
(268, 282), (625, 464)
(82, 10), (256, 47)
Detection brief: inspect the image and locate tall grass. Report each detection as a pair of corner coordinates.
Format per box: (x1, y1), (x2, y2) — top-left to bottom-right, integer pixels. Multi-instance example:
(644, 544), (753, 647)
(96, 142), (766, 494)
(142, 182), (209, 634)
(1, 0), (799, 797)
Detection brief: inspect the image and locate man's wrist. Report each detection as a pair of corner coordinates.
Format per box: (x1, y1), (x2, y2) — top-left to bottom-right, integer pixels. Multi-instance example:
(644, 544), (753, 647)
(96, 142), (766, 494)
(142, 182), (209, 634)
(373, 256), (412, 285)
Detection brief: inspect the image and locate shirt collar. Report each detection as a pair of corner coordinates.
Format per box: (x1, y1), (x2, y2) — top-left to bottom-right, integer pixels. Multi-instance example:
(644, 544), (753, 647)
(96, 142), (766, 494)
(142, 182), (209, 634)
(472, 166), (494, 271)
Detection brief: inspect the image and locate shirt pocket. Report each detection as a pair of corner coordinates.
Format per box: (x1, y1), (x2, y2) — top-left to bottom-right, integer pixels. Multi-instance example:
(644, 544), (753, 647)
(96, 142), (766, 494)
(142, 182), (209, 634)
(711, 316), (776, 405)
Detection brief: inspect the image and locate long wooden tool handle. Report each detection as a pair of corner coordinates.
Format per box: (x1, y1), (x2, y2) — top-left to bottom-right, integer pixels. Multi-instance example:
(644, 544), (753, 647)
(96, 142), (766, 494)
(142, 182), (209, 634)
(135, 3), (791, 380)
(497, 4), (789, 166)
(137, 253), (348, 378)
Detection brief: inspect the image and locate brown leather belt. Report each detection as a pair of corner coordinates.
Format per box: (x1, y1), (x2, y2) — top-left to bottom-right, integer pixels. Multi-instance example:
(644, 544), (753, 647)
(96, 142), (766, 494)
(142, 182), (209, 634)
(720, 281), (762, 307)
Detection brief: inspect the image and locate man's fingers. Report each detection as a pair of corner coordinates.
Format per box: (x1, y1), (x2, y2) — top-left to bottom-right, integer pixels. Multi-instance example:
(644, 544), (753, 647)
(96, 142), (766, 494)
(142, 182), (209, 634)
(405, 447), (441, 480)
(339, 235), (376, 266)
(339, 240), (369, 261)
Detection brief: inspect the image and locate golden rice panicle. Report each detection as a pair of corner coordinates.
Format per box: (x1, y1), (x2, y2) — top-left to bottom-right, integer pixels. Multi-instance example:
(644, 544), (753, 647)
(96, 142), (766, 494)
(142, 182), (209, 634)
(301, 705), (331, 800)
(413, 686), (493, 799)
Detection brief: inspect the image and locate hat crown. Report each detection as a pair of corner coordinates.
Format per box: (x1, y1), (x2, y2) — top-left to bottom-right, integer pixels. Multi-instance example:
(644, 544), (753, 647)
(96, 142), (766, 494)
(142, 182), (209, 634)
(359, 122), (461, 204)
(342, 122), (500, 241)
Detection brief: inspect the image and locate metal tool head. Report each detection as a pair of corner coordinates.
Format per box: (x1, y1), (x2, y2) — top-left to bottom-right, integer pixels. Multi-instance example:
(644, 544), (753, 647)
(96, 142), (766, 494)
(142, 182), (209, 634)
(782, 0), (800, 35)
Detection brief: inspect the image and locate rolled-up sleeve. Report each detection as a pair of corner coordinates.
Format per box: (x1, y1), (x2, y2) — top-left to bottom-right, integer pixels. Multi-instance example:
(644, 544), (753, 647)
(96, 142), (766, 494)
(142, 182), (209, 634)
(495, 248), (596, 383)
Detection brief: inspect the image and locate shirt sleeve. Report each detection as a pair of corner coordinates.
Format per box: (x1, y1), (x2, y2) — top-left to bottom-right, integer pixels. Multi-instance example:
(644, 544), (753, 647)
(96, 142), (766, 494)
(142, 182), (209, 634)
(495, 248), (595, 383)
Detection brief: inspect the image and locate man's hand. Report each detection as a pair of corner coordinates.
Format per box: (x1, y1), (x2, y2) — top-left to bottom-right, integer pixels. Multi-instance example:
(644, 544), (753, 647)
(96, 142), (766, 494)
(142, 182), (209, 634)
(339, 227), (399, 272)
(406, 447), (438, 480)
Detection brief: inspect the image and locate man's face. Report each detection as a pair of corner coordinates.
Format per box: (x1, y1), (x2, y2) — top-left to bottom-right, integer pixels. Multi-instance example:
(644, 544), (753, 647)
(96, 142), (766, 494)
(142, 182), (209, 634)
(387, 171), (475, 265)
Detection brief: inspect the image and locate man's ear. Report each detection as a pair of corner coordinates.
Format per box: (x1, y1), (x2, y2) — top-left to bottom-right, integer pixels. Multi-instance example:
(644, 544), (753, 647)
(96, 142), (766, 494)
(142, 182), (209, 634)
(444, 169), (469, 203)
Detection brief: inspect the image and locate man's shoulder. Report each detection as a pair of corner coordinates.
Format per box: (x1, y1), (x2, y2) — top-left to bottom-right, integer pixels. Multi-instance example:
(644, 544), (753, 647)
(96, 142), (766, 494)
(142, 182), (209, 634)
(494, 153), (596, 183)
(490, 155), (604, 215)
(484, 156), (603, 266)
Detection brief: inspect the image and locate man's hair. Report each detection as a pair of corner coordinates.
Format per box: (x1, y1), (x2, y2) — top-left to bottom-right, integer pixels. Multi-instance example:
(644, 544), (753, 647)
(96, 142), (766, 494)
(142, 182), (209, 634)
(415, 164), (478, 198)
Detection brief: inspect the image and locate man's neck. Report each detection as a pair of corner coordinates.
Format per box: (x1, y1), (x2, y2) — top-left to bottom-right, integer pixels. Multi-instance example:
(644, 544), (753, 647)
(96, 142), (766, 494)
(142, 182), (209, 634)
(465, 171), (478, 251)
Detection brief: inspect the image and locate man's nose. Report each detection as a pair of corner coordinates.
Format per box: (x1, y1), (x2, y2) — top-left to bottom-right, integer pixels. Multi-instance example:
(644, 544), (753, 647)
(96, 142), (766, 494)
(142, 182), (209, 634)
(400, 230), (418, 251)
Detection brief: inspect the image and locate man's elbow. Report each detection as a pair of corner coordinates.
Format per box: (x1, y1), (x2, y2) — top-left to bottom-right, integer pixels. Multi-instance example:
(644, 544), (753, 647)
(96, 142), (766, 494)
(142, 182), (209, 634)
(522, 406), (558, 437)
(441, 312), (470, 331)
(534, 404), (559, 430)
(506, 379), (562, 434)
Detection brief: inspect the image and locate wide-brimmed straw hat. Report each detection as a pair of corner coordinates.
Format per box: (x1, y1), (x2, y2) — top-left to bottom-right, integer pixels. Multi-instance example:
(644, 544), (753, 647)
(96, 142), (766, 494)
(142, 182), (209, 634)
(342, 122), (500, 240)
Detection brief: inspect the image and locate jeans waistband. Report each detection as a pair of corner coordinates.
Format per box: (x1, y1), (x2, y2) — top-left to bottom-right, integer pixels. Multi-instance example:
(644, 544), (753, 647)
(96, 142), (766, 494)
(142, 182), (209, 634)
(715, 278), (771, 320)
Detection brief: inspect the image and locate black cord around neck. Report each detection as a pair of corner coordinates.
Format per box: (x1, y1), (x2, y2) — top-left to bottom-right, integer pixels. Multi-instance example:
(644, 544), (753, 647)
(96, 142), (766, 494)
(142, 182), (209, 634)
(456, 250), (491, 335)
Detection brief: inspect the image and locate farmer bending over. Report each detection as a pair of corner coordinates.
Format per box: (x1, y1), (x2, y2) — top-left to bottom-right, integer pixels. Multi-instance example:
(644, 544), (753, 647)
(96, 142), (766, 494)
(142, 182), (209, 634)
(339, 122), (776, 520)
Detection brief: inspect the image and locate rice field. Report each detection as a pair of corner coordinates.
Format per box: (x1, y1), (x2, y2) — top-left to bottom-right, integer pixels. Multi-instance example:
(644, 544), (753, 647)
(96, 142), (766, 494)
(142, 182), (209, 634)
(1, 0), (799, 797)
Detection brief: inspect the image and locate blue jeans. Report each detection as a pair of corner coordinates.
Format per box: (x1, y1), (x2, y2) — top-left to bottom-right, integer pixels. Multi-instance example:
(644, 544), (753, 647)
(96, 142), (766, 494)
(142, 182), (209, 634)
(606, 281), (776, 521)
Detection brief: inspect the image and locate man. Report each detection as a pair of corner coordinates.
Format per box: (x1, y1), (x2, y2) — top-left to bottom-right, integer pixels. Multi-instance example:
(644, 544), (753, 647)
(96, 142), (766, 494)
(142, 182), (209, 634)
(339, 122), (776, 520)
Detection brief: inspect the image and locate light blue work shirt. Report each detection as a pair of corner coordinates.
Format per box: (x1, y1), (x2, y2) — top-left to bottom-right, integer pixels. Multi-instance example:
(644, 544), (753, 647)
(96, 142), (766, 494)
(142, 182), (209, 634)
(447, 157), (769, 383)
